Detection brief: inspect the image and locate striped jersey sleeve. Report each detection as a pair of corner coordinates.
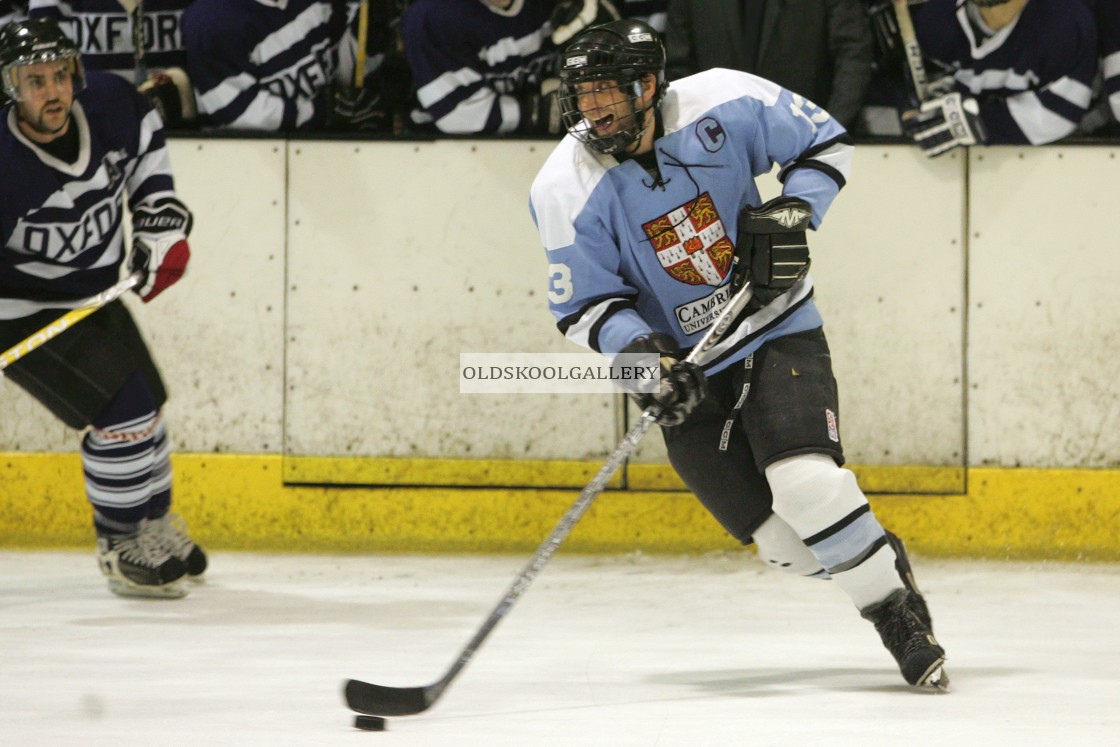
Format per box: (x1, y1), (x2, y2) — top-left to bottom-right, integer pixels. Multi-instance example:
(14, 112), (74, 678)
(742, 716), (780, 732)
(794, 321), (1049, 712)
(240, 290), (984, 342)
(916, 0), (1097, 145)
(399, 0), (556, 134)
(0, 72), (185, 318)
(180, 0), (348, 131)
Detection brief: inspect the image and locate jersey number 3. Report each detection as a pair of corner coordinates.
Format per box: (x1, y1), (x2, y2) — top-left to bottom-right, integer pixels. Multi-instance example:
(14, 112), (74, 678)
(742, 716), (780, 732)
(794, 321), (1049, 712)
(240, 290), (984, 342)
(548, 263), (573, 303)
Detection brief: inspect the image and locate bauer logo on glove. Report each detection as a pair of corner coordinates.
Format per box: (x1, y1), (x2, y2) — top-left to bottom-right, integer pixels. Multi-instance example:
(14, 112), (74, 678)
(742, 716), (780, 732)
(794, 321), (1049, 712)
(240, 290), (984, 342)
(130, 198), (193, 303)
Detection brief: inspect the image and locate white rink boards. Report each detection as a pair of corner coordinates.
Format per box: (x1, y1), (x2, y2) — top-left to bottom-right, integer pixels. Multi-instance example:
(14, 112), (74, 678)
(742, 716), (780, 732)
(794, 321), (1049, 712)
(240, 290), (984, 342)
(4, 140), (1118, 477)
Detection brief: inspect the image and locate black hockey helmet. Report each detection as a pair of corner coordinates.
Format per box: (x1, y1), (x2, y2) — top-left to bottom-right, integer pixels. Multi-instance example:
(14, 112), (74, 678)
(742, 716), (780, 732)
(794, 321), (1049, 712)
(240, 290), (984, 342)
(0, 18), (85, 103)
(558, 19), (667, 155)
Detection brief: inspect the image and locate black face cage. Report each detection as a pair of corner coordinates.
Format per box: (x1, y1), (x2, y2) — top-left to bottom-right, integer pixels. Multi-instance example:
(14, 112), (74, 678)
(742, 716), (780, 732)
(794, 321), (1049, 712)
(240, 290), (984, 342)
(558, 76), (654, 156)
(558, 32), (665, 156)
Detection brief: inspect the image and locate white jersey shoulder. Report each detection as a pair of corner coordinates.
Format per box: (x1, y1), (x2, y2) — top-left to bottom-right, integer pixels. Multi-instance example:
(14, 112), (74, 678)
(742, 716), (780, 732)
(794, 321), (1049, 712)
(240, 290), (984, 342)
(661, 68), (782, 134)
(530, 134), (615, 252)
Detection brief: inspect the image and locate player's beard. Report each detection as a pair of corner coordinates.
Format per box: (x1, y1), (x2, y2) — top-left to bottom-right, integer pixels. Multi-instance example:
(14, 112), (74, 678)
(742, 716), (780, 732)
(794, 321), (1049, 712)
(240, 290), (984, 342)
(19, 98), (73, 140)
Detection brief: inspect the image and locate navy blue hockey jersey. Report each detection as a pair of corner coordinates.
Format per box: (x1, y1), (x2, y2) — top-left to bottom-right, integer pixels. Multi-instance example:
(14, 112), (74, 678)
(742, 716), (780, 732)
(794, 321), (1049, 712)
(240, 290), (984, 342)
(1085, 0), (1120, 121)
(530, 69), (852, 374)
(28, 0), (191, 84)
(1, 1), (28, 28)
(0, 71), (184, 319)
(620, 0), (666, 31)
(400, 0), (557, 134)
(181, 0), (349, 131)
(914, 0), (1097, 145)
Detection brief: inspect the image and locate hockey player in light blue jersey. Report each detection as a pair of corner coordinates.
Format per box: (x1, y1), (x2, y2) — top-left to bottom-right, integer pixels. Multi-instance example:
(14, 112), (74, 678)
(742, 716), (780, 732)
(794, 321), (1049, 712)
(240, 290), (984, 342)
(902, 0), (1097, 155)
(181, 0), (350, 130)
(530, 20), (949, 690)
(0, 18), (205, 598)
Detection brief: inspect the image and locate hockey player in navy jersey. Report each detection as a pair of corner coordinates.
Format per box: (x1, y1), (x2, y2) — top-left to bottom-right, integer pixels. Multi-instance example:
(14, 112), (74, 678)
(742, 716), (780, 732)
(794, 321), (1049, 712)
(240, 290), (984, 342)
(181, 0), (351, 130)
(28, 0), (191, 83)
(902, 0), (1097, 155)
(27, 1), (197, 127)
(401, 0), (565, 134)
(1, 0), (27, 27)
(0, 18), (205, 598)
(530, 20), (948, 690)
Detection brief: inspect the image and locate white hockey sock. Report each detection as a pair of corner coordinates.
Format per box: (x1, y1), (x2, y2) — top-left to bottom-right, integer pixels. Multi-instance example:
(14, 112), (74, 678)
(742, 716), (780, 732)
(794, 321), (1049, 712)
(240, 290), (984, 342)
(764, 454), (903, 610)
(752, 513), (829, 579)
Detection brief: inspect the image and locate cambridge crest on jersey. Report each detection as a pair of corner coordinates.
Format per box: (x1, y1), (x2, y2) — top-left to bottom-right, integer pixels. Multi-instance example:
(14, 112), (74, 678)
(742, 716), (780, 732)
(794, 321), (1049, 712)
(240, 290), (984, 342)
(641, 192), (733, 286)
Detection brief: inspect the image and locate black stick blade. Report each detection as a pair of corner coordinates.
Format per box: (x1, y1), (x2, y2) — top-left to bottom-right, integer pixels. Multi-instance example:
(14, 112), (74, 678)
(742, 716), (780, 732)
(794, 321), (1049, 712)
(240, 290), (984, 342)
(344, 679), (434, 716)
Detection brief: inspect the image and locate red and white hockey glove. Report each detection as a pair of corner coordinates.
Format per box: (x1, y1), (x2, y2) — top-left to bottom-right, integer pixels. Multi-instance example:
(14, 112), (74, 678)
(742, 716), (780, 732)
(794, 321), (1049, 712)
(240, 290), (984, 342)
(129, 198), (193, 303)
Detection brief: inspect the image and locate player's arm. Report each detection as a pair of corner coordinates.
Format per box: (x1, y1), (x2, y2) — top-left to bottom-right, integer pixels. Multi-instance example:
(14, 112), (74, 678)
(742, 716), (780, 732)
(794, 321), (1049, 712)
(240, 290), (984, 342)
(1097, 0), (1120, 123)
(529, 179), (649, 356)
(736, 73), (853, 228)
(401, 12), (523, 134)
(972, 31), (1097, 146)
(181, 15), (313, 130)
(123, 84), (192, 302)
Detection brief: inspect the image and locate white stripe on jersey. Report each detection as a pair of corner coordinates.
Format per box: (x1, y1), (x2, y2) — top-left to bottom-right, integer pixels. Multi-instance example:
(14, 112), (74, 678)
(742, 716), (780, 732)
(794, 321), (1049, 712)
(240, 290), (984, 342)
(252, 2), (334, 65)
(779, 141), (853, 184)
(664, 68), (781, 135)
(418, 67), (484, 109)
(1007, 91), (1079, 145)
(197, 72), (258, 113)
(479, 26), (547, 67)
(563, 296), (629, 350)
(956, 67), (1038, 94)
(700, 277), (815, 368)
(532, 138), (609, 251)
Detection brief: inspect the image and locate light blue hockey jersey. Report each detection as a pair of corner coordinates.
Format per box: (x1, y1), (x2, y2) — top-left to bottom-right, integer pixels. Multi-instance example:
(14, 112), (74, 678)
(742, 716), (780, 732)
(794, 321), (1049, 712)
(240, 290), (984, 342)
(529, 68), (853, 375)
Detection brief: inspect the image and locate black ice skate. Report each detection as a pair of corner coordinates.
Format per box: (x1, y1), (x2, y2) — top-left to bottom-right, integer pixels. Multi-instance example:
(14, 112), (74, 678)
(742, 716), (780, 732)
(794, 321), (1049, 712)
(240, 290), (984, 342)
(146, 513), (208, 579)
(861, 589), (949, 691)
(884, 530), (932, 630)
(96, 532), (188, 599)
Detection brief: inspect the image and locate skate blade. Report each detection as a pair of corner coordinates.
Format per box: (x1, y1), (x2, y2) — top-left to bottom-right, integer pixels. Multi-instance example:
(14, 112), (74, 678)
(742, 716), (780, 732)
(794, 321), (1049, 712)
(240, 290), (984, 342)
(918, 663), (951, 692)
(107, 577), (188, 599)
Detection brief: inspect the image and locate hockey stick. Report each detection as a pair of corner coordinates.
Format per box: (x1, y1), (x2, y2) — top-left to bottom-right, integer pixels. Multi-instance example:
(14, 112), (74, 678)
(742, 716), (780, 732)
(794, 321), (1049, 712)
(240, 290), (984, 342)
(344, 277), (756, 717)
(891, 0), (930, 103)
(353, 0), (370, 88)
(0, 272), (143, 375)
(116, 0), (149, 83)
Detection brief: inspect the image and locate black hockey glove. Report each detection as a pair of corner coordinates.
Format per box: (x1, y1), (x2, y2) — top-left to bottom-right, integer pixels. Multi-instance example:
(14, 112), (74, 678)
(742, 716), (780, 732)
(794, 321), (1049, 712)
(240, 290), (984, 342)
(330, 84), (391, 132)
(731, 196), (812, 294)
(902, 92), (987, 158)
(550, 0), (622, 46)
(521, 78), (563, 135)
(617, 333), (707, 427)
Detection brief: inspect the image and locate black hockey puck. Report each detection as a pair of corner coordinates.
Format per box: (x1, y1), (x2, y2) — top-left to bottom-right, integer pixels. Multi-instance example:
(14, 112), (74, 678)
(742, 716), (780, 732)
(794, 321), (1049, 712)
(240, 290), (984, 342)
(354, 715), (387, 731)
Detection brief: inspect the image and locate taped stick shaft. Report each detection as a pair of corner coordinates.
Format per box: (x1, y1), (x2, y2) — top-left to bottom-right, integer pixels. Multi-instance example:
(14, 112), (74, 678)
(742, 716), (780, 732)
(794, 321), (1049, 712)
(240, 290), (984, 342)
(344, 280), (756, 717)
(892, 0), (930, 102)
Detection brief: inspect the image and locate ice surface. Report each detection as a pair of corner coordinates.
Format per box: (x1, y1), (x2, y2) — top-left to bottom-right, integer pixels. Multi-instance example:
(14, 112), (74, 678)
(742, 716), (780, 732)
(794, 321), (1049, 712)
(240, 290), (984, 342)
(1, 551), (1118, 746)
